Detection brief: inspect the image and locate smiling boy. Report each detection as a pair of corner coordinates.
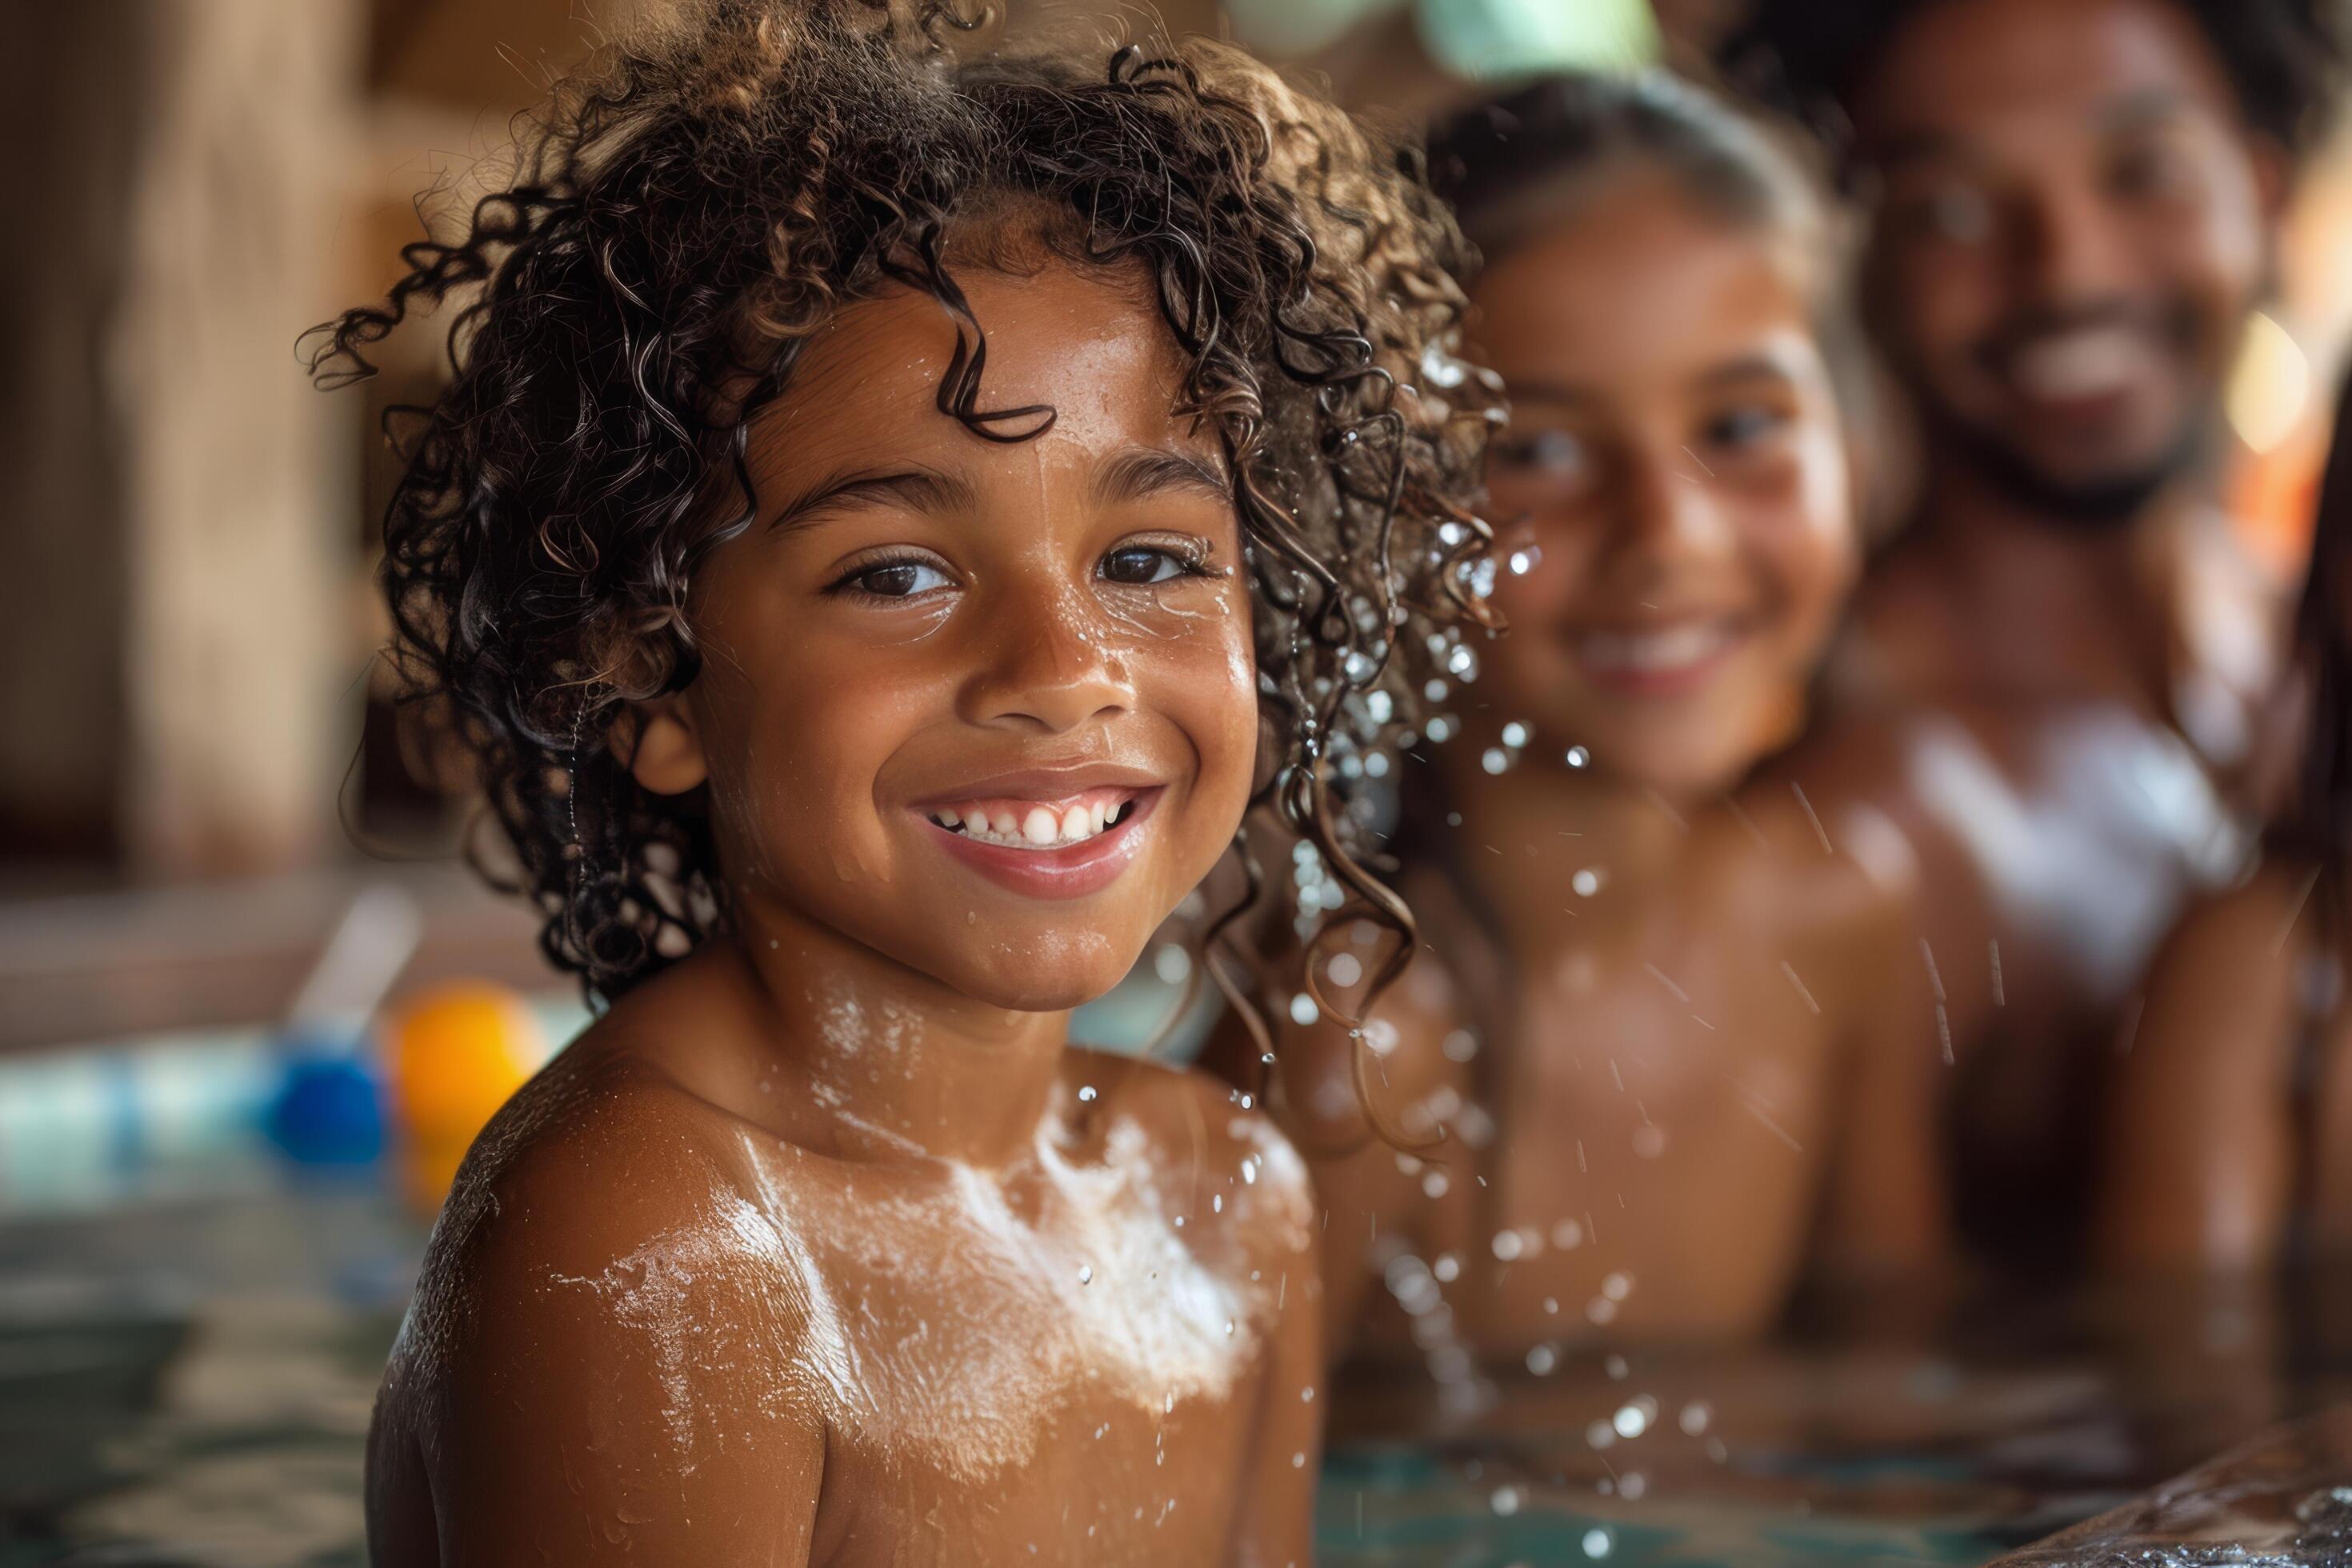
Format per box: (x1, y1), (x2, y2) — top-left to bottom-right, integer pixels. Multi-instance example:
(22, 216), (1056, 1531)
(313, 4), (1500, 1562)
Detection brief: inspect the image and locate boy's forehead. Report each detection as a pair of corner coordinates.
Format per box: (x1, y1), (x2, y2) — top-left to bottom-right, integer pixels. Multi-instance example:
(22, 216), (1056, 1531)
(756, 266), (1197, 466)
(1854, 0), (2242, 157)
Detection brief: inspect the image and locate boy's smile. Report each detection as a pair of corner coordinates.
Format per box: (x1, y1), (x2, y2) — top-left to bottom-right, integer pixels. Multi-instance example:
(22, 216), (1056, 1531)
(626, 254), (1258, 1012)
(913, 772), (1163, 899)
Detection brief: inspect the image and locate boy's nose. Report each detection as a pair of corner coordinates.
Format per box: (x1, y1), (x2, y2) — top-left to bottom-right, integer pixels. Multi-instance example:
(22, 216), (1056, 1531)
(964, 583), (1136, 734)
(2014, 182), (2132, 309)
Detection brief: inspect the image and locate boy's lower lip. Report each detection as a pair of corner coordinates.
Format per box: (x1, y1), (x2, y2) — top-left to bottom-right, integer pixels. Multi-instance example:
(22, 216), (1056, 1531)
(915, 787), (1164, 901)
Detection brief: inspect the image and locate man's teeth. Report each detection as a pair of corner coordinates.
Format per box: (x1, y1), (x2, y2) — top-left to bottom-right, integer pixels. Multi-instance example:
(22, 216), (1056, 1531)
(929, 798), (1129, 849)
(1578, 622), (1735, 674)
(2008, 325), (2154, 402)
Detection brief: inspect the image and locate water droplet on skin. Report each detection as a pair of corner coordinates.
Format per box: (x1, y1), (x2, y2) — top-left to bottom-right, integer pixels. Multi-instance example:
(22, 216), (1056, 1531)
(1571, 867), (1603, 897)
(1078, 1085), (1098, 1102)
(1212, 1194), (1223, 1213)
(1614, 1402), (1649, 1438)
(1432, 1254), (1460, 1283)
(1288, 992), (1319, 1026)
(1566, 745), (1590, 768)
(1292, 1450), (1308, 1468)
(1301, 1385), (1315, 1404)
(1078, 1265), (1093, 1285)
(1543, 1296), (1560, 1315)
(1481, 747), (1510, 775)
(1501, 720), (1529, 748)
(1491, 1230), (1524, 1261)
(1326, 951), (1363, 988)
(1422, 1170), (1449, 1198)
(1224, 1319), (1235, 1337)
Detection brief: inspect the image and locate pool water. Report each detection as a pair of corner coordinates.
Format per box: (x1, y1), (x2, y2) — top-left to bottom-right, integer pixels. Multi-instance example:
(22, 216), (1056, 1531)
(2, 1182), (2345, 1566)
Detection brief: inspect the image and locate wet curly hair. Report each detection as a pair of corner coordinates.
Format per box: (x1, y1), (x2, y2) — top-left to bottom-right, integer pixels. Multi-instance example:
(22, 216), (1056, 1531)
(1722, 0), (2348, 169)
(306, 0), (1501, 1015)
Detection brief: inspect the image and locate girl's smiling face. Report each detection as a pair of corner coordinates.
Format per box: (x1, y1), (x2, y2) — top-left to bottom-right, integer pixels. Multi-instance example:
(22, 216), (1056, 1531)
(1474, 171), (1856, 798)
(630, 261), (1258, 1011)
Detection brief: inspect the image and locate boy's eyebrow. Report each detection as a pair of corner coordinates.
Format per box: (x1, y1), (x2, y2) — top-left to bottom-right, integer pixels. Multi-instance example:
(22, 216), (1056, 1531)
(1090, 446), (1233, 507)
(2098, 86), (2204, 137)
(1697, 350), (1804, 388)
(766, 466), (977, 530)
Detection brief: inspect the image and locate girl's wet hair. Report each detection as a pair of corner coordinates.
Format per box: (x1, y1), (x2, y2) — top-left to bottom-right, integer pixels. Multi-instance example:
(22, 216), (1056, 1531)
(305, 0), (1500, 1022)
(1426, 71), (1856, 382)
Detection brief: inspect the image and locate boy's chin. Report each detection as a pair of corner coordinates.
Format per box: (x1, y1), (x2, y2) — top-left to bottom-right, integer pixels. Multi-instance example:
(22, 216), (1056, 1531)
(934, 937), (1140, 1017)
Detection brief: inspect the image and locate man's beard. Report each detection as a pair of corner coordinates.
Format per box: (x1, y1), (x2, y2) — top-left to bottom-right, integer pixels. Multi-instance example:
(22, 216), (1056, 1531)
(1929, 402), (2212, 534)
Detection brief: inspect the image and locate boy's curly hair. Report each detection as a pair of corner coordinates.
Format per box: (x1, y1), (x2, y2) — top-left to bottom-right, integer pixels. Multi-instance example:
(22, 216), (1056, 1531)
(307, 0), (1501, 1018)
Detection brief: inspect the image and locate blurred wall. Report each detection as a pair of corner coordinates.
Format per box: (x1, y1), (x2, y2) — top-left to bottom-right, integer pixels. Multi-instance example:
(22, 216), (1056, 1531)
(0, 0), (361, 882)
(0, 6), (148, 867)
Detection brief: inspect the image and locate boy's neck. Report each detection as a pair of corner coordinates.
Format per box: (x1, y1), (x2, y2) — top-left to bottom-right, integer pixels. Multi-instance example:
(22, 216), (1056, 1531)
(720, 906), (1070, 1170)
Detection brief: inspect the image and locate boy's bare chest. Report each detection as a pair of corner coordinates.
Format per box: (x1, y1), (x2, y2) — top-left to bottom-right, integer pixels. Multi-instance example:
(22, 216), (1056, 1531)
(810, 1385), (1257, 1566)
(738, 1152), (1280, 1559)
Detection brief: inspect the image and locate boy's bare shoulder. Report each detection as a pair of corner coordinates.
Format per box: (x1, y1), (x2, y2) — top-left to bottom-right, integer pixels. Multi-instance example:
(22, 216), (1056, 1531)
(378, 1022), (832, 1562)
(1067, 1050), (1314, 1261)
(396, 1022), (819, 1404)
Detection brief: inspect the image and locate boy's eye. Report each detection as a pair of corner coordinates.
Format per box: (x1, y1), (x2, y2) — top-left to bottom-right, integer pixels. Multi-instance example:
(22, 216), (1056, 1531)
(842, 558), (952, 598)
(1702, 404), (1789, 450)
(2105, 134), (2198, 203)
(1100, 544), (1201, 586)
(1888, 182), (1995, 246)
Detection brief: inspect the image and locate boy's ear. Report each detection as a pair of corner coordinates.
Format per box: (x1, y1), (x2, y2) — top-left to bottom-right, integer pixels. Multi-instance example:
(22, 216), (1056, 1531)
(610, 695), (709, 796)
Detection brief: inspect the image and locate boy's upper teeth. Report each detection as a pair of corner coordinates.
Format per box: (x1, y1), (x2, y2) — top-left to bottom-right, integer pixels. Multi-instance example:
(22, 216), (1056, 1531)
(927, 790), (1133, 849)
(2009, 324), (2153, 400)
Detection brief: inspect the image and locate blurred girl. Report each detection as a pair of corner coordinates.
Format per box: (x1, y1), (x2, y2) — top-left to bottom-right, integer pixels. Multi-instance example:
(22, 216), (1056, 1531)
(2099, 379), (2352, 1276)
(1258, 73), (1948, 1363)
